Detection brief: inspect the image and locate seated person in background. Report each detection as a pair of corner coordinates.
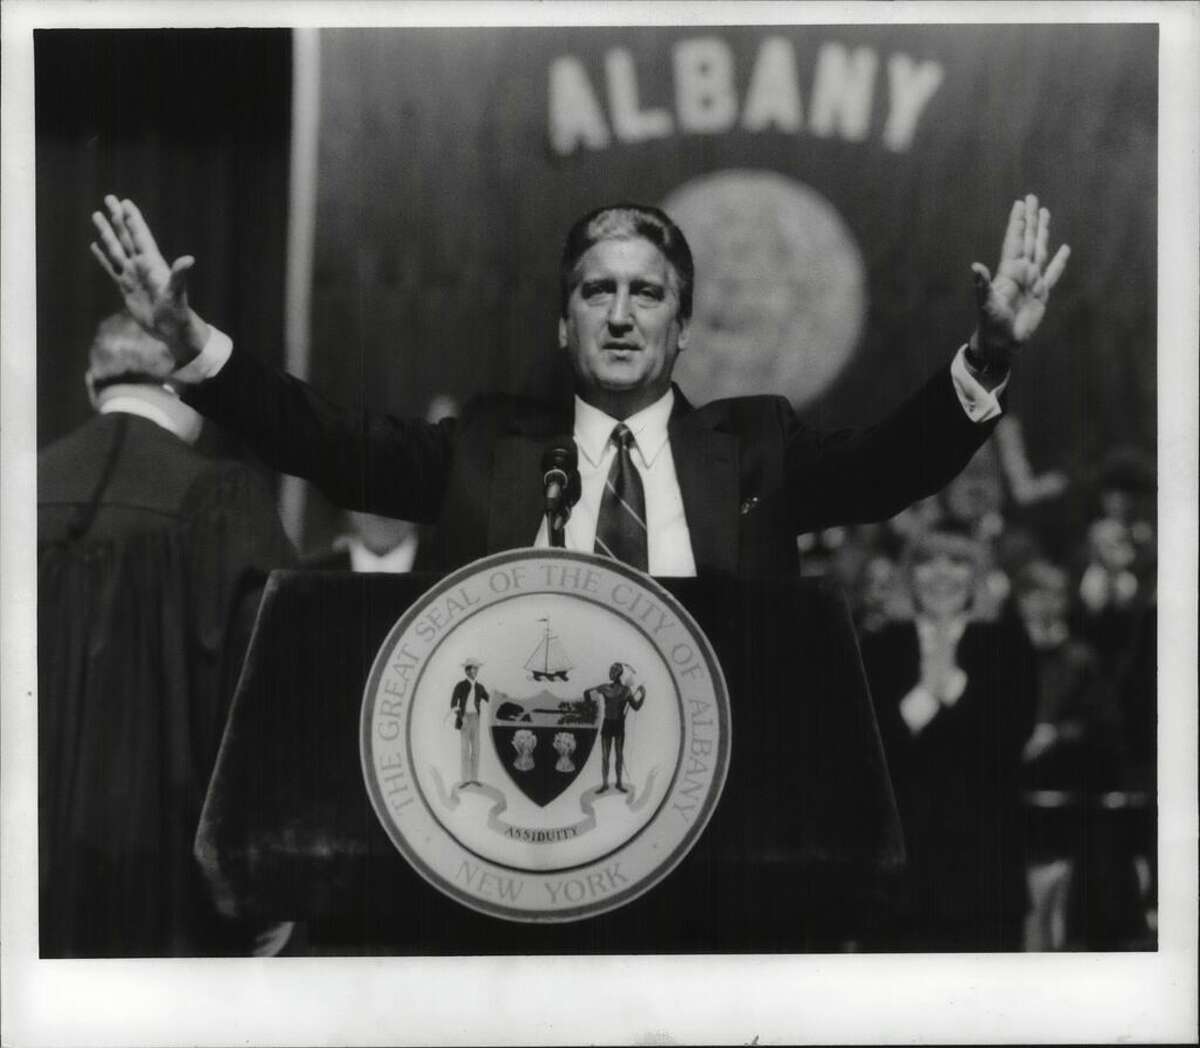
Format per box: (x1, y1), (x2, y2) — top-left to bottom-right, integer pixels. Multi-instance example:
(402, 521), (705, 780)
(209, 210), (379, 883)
(939, 442), (1013, 618)
(851, 550), (904, 636)
(301, 396), (456, 572)
(1015, 557), (1149, 950)
(305, 509), (424, 573)
(1017, 558), (1118, 788)
(860, 523), (1037, 951)
(38, 313), (296, 957)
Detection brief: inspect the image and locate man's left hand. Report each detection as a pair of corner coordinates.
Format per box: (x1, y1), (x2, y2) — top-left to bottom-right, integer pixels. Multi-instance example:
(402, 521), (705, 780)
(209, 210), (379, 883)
(969, 194), (1071, 374)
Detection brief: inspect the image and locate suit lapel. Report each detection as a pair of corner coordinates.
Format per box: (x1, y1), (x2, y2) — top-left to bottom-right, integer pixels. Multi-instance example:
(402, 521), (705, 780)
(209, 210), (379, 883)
(669, 392), (739, 577)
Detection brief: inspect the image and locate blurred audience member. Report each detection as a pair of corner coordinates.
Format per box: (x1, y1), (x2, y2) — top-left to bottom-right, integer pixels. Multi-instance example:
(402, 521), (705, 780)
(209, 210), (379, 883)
(819, 432), (1156, 951)
(1015, 559), (1150, 951)
(940, 443), (1012, 617)
(38, 313), (295, 956)
(1095, 446), (1155, 537)
(1076, 445), (1156, 645)
(1016, 559), (1117, 786)
(1078, 517), (1142, 618)
(852, 552), (904, 636)
(308, 509), (423, 573)
(861, 524), (1036, 950)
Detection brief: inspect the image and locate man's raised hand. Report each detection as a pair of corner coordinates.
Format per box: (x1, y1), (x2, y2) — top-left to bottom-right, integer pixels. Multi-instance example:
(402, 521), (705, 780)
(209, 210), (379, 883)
(970, 194), (1071, 371)
(90, 196), (208, 366)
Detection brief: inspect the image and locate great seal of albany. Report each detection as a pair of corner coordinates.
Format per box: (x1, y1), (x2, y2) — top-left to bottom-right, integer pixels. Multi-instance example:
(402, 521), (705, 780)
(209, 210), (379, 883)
(360, 549), (731, 922)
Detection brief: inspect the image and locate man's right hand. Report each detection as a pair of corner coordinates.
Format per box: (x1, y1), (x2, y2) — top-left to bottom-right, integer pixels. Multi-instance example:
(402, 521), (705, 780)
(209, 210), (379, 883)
(90, 195), (210, 367)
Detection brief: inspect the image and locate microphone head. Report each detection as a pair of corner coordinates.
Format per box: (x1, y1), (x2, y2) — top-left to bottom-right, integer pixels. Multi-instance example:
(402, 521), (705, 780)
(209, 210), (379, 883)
(541, 440), (578, 476)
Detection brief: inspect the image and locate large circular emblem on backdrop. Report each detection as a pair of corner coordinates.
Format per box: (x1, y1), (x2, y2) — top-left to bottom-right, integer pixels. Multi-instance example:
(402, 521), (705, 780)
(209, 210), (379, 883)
(662, 169), (867, 409)
(360, 550), (730, 922)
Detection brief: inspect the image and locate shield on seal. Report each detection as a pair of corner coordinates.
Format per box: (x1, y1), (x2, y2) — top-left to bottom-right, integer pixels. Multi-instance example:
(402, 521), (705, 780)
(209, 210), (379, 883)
(490, 689), (601, 806)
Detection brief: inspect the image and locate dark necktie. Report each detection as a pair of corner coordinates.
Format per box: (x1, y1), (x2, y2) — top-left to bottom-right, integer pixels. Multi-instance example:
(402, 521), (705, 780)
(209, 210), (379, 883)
(594, 423), (648, 572)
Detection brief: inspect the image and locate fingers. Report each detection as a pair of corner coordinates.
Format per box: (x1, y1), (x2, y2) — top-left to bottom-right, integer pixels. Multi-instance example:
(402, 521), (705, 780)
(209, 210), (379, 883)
(122, 199), (161, 258)
(1034, 207), (1050, 270)
(167, 256), (195, 296)
(91, 209), (128, 270)
(1041, 243), (1071, 293)
(998, 199), (1025, 265)
(104, 194), (135, 256)
(970, 262), (992, 309)
(1022, 194), (1038, 261)
(89, 241), (121, 283)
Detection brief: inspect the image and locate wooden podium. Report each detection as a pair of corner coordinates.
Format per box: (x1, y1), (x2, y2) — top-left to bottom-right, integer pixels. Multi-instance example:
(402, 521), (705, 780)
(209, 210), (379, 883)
(196, 568), (903, 953)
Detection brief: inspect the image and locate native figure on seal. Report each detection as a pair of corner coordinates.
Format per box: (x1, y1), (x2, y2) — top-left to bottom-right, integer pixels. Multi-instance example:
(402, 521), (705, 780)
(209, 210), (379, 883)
(585, 662), (646, 793)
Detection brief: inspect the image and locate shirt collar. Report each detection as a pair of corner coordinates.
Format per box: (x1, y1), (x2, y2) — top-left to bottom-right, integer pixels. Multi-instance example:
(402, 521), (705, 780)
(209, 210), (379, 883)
(573, 388), (675, 468)
(97, 385), (203, 444)
(332, 531), (419, 574)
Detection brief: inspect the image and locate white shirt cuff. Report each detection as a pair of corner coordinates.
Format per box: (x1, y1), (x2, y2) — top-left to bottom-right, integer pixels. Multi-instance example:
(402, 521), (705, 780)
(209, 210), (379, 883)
(171, 325), (233, 385)
(950, 344), (1008, 423)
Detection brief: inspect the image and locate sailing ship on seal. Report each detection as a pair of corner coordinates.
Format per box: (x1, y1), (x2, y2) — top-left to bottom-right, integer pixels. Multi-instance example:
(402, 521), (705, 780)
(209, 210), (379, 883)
(524, 617), (573, 682)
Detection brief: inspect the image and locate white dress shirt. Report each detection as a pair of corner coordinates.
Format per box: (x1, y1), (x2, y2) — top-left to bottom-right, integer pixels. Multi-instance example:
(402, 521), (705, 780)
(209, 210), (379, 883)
(532, 389), (698, 576)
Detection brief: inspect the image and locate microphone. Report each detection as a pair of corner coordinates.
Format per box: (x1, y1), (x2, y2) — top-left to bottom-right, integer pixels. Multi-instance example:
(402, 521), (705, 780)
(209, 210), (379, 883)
(542, 440), (580, 540)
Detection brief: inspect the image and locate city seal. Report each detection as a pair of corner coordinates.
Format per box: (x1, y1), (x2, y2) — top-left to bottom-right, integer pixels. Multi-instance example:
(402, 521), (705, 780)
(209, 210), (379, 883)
(360, 549), (730, 922)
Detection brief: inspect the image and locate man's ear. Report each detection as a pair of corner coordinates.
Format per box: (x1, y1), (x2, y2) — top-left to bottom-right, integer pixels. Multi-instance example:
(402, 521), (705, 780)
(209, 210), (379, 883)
(677, 316), (691, 350)
(557, 317), (568, 349)
(84, 371), (98, 410)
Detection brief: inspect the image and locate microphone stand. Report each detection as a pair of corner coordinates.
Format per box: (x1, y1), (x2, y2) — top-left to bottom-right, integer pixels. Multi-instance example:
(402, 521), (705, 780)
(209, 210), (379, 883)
(547, 508), (567, 549)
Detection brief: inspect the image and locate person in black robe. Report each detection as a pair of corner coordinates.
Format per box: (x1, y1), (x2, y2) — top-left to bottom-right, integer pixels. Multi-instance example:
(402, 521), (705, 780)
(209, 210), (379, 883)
(37, 313), (295, 956)
(861, 523), (1037, 951)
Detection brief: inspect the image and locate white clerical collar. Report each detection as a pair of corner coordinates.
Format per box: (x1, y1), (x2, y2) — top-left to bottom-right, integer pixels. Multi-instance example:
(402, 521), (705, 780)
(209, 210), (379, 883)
(573, 388), (675, 468)
(97, 384), (203, 445)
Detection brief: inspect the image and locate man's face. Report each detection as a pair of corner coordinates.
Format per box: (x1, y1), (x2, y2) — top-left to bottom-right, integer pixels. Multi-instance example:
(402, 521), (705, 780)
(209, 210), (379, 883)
(465, 665), (478, 681)
(559, 236), (690, 415)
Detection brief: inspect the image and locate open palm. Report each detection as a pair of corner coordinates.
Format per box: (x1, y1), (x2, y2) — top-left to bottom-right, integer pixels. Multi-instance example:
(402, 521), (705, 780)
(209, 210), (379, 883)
(973, 194), (1071, 363)
(90, 195), (198, 363)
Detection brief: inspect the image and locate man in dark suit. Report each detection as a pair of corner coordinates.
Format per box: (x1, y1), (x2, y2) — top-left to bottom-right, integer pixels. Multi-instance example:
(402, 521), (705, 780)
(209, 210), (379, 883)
(88, 194), (1069, 578)
(38, 313), (296, 956)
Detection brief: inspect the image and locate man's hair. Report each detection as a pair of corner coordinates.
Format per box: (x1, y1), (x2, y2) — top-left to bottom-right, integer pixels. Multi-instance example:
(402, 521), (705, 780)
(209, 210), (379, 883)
(559, 204), (695, 321)
(86, 312), (176, 391)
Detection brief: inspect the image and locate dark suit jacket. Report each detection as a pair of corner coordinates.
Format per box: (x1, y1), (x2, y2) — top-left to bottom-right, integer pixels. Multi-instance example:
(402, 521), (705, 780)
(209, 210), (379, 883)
(186, 349), (997, 578)
(450, 678), (489, 716)
(38, 412), (295, 956)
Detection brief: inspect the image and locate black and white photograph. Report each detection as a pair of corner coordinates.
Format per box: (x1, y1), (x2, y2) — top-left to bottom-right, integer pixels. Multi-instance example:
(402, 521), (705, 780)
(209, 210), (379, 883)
(2, 1), (1196, 1044)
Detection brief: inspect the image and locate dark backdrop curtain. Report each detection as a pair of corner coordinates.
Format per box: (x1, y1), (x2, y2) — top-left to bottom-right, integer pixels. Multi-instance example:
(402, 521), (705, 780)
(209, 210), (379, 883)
(35, 29), (292, 451)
